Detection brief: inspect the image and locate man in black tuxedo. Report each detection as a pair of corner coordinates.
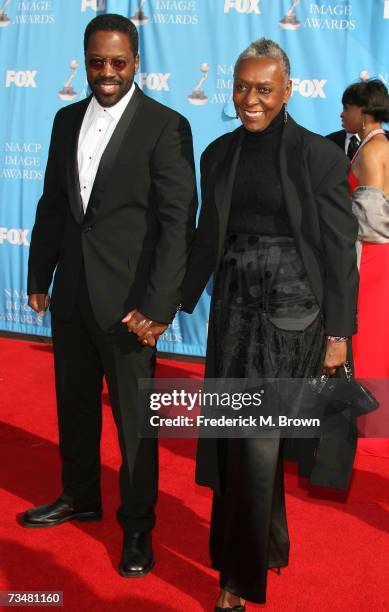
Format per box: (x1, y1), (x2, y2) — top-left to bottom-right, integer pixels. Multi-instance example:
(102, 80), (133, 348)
(326, 128), (360, 159)
(327, 127), (389, 157)
(21, 14), (197, 578)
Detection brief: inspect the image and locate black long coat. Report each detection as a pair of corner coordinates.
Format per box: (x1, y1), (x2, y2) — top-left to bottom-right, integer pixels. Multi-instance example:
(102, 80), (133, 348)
(182, 116), (359, 494)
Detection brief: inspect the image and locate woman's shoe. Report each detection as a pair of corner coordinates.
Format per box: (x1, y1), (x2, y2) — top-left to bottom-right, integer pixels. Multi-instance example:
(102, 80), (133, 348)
(269, 564), (283, 575)
(215, 588), (245, 611)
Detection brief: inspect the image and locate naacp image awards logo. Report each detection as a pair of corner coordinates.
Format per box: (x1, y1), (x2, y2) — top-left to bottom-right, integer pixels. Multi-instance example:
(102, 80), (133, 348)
(0, 0), (11, 27)
(187, 63), (210, 105)
(131, 0), (149, 26)
(130, 0), (199, 26)
(0, 0), (55, 25)
(58, 60), (79, 101)
(279, 0), (300, 29)
(279, 0), (356, 30)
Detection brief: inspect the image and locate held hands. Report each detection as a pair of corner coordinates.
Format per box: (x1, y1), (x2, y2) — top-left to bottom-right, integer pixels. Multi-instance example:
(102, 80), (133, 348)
(322, 339), (347, 376)
(121, 309), (167, 347)
(28, 293), (50, 317)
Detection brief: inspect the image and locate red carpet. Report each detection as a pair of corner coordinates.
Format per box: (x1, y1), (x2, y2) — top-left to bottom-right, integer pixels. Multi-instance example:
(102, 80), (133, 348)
(0, 337), (388, 611)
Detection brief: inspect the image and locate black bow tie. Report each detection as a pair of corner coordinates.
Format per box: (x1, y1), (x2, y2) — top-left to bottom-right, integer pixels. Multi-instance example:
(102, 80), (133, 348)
(347, 135), (360, 160)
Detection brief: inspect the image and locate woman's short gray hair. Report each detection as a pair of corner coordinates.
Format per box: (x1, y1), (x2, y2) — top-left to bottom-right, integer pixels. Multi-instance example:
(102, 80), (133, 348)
(234, 38), (291, 83)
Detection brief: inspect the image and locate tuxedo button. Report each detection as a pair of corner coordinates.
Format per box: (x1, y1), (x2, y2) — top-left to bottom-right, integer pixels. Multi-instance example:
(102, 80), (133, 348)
(83, 225), (92, 233)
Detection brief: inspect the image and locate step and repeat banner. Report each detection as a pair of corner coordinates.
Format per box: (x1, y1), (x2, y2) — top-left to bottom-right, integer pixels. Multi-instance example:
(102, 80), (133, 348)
(0, 0), (388, 355)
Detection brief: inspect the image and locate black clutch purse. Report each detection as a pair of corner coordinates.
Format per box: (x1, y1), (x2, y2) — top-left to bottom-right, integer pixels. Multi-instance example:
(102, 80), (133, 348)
(309, 361), (379, 417)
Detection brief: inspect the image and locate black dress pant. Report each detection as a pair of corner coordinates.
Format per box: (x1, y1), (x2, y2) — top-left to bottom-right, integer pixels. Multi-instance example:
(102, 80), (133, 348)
(210, 437), (289, 604)
(51, 268), (157, 533)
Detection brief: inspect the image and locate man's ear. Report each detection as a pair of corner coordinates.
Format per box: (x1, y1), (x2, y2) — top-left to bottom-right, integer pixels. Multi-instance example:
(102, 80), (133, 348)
(284, 79), (292, 103)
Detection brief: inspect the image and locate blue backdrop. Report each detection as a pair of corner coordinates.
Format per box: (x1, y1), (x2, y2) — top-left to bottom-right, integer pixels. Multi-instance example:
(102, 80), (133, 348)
(0, 0), (388, 355)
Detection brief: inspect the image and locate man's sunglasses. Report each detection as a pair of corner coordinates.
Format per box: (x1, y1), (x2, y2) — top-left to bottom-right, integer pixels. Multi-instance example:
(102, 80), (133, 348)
(87, 58), (129, 72)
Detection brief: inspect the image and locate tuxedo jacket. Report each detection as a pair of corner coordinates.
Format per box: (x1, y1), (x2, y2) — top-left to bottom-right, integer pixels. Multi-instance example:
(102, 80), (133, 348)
(28, 85), (198, 330)
(327, 128), (389, 152)
(326, 129), (348, 151)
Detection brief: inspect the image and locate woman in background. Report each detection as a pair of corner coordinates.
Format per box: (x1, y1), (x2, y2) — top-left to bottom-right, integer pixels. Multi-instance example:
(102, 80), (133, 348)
(341, 79), (389, 456)
(183, 39), (359, 609)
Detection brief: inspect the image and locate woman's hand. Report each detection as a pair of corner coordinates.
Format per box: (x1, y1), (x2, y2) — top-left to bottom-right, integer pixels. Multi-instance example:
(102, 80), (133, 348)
(322, 339), (347, 376)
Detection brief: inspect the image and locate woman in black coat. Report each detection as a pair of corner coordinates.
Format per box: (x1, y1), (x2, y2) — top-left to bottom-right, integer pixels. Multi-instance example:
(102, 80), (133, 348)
(182, 39), (359, 610)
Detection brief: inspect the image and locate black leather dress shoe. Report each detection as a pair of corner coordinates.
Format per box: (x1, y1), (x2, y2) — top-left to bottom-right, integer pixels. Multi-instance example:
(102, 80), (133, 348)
(19, 497), (102, 528)
(119, 531), (155, 578)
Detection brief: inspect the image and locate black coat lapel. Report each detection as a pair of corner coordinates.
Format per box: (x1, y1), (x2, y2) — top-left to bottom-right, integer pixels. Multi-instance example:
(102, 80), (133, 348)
(279, 116), (323, 305)
(213, 118), (305, 260)
(279, 116), (305, 234)
(83, 85), (144, 229)
(214, 127), (244, 263)
(66, 97), (91, 225)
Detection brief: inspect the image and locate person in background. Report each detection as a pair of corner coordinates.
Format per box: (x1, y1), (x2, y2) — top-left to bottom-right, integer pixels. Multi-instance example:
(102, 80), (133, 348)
(344, 79), (389, 457)
(327, 83), (389, 159)
(182, 39), (359, 609)
(326, 126), (361, 160)
(21, 13), (197, 579)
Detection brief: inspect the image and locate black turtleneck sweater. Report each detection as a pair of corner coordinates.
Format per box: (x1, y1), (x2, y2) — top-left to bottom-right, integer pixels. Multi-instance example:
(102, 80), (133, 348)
(227, 108), (293, 236)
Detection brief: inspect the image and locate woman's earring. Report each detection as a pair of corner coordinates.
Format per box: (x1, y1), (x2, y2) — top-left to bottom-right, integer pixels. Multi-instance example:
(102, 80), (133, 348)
(284, 104), (288, 124)
(362, 119), (366, 132)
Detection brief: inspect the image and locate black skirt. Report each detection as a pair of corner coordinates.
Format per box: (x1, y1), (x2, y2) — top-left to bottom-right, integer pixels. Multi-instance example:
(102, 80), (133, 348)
(212, 233), (325, 379)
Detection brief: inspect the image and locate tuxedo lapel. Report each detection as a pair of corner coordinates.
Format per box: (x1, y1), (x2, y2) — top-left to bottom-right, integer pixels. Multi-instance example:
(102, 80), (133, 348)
(214, 127), (244, 263)
(336, 129), (347, 150)
(339, 130), (347, 149)
(83, 86), (144, 229)
(66, 97), (91, 225)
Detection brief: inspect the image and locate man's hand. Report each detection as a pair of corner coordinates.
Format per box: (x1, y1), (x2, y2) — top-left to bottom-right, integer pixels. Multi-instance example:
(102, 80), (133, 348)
(322, 339), (347, 376)
(136, 322), (168, 347)
(122, 310), (168, 346)
(28, 293), (50, 317)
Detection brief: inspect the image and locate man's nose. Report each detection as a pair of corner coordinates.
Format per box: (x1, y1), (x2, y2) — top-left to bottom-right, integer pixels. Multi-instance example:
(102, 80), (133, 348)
(101, 60), (116, 77)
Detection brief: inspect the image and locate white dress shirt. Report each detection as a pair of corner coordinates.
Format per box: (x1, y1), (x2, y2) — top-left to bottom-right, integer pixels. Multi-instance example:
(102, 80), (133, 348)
(77, 83), (135, 212)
